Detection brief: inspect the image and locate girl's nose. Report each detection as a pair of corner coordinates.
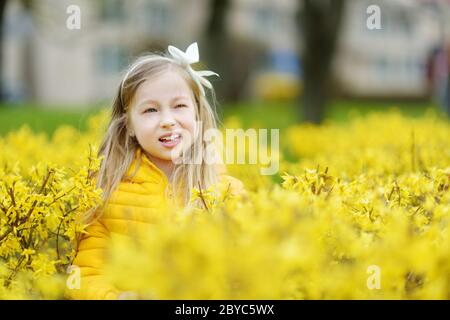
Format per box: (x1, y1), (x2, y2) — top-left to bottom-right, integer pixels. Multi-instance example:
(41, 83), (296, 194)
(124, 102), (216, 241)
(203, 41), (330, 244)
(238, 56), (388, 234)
(160, 112), (176, 128)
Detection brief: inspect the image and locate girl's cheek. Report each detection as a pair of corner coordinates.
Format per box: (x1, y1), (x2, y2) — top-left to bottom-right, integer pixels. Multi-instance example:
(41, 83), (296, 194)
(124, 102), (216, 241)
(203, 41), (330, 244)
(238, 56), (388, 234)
(175, 110), (195, 125)
(181, 116), (196, 132)
(138, 120), (159, 137)
(180, 105), (195, 115)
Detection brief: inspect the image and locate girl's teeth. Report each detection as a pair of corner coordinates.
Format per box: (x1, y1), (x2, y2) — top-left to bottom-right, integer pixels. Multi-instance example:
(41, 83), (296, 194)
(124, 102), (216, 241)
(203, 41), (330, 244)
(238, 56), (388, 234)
(161, 134), (180, 142)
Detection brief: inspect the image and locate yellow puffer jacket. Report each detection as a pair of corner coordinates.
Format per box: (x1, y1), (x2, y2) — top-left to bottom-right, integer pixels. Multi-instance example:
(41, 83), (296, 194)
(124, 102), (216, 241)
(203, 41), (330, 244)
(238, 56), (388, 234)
(65, 147), (245, 300)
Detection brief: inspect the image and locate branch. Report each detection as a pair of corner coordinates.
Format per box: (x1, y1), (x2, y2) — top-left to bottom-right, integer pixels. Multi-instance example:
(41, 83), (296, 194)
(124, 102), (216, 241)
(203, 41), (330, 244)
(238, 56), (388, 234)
(0, 168), (54, 243)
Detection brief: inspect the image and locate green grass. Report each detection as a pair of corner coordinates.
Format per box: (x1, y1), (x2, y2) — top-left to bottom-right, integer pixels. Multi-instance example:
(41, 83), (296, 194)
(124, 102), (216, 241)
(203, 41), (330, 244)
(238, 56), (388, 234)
(220, 99), (438, 129)
(0, 99), (440, 137)
(0, 103), (102, 136)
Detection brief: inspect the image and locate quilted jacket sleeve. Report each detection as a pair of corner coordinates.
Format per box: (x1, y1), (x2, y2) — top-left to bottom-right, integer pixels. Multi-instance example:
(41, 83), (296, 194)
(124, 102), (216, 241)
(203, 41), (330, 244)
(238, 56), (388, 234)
(64, 217), (120, 300)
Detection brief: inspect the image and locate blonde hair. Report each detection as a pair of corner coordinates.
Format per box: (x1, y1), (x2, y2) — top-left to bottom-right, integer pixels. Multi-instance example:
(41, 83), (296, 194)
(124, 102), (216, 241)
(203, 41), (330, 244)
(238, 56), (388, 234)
(84, 51), (222, 224)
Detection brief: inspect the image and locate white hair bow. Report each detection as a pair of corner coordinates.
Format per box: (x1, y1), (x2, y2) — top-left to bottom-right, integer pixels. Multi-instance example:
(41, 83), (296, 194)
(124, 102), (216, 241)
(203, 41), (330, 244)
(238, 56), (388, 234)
(168, 42), (219, 97)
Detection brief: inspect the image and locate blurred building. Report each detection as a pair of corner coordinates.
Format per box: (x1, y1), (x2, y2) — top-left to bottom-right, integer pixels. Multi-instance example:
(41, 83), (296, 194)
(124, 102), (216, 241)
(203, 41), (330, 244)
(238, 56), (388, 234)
(335, 0), (450, 99)
(2, 0), (210, 107)
(2, 0), (450, 106)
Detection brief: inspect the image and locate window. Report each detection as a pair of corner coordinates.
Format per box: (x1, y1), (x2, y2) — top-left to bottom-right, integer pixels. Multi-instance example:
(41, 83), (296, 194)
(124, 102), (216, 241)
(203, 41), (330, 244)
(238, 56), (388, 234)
(99, 0), (125, 22)
(393, 11), (412, 35)
(96, 46), (128, 75)
(254, 6), (274, 36)
(144, 1), (170, 35)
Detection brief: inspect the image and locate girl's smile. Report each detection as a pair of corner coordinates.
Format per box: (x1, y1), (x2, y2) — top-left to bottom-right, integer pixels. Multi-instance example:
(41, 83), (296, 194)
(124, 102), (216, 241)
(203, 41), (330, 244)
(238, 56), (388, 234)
(158, 131), (182, 148)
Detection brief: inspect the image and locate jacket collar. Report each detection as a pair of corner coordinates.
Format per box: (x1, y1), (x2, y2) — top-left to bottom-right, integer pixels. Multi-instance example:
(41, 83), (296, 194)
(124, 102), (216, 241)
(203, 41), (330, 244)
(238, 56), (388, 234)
(125, 147), (169, 186)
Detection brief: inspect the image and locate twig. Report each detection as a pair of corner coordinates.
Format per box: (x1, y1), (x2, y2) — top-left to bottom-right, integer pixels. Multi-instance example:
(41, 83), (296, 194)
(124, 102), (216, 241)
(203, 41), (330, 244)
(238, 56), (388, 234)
(5, 256), (26, 288)
(197, 182), (210, 213)
(0, 169), (53, 243)
(56, 205), (79, 261)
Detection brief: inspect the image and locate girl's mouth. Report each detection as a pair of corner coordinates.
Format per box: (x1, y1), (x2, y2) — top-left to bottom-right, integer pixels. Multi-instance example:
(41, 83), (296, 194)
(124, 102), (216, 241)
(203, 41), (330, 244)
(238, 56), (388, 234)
(158, 133), (181, 148)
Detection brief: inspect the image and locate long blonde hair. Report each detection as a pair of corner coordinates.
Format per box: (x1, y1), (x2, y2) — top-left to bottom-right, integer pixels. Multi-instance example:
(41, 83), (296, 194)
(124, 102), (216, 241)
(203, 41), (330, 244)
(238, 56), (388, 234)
(84, 52), (222, 223)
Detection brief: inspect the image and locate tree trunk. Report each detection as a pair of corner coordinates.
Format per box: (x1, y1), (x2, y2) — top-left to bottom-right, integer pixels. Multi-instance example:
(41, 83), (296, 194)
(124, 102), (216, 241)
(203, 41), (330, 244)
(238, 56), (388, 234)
(202, 0), (230, 103)
(202, 0), (266, 105)
(298, 0), (345, 124)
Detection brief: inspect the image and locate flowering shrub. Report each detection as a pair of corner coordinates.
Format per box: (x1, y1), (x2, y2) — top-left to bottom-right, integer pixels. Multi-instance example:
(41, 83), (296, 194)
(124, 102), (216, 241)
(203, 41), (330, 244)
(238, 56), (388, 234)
(0, 108), (448, 299)
(0, 111), (108, 299)
(0, 147), (103, 299)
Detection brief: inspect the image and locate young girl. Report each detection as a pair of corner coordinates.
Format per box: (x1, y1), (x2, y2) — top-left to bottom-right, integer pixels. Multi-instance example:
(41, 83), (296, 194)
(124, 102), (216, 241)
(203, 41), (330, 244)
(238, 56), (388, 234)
(65, 42), (245, 300)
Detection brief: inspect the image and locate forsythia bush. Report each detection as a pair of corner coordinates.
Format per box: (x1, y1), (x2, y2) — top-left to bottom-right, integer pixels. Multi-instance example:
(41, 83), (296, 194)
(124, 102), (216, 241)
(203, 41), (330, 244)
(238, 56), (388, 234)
(0, 108), (449, 299)
(0, 111), (108, 299)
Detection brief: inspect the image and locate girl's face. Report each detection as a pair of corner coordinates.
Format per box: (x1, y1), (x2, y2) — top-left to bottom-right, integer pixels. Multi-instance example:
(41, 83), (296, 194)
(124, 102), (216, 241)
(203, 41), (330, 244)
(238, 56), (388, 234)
(128, 70), (197, 167)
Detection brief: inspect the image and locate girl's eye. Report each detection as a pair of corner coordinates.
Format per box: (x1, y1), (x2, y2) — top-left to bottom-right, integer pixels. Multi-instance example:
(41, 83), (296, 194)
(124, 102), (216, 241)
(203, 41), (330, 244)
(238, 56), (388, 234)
(144, 107), (157, 113)
(175, 104), (187, 108)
